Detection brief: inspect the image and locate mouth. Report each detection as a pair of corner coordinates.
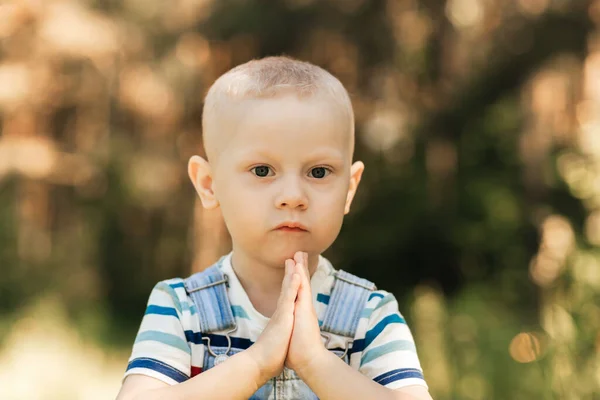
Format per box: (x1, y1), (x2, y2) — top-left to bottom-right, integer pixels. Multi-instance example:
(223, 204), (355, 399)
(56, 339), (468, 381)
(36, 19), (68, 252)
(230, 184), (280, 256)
(275, 222), (308, 232)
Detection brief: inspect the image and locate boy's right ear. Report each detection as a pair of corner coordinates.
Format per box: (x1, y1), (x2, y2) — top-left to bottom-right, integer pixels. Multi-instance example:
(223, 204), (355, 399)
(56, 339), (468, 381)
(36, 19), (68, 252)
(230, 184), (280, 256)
(188, 155), (219, 209)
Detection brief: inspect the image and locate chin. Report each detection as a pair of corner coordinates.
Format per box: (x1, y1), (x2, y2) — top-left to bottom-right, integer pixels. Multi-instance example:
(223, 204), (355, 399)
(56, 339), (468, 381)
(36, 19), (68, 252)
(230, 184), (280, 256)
(270, 250), (299, 264)
(255, 248), (297, 267)
(267, 245), (326, 265)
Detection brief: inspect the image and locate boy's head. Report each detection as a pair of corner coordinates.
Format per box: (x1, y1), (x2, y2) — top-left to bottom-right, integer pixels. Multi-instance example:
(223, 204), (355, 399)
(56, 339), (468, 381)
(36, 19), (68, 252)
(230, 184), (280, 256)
(189, 56), (364, 267)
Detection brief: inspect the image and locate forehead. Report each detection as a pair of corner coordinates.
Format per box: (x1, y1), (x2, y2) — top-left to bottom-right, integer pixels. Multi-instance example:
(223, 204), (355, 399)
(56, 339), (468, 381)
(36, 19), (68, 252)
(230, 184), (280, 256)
(223, 94), (353, 160)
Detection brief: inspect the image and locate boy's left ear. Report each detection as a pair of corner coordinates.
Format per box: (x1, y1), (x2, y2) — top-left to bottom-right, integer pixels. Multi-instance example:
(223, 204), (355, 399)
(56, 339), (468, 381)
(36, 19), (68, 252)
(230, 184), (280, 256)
(344, 161), (364, 214)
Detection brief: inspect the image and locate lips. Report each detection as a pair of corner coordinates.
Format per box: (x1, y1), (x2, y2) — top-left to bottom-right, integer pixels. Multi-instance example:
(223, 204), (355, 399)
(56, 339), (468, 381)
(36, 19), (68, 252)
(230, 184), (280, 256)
(275, 222), (308, 232)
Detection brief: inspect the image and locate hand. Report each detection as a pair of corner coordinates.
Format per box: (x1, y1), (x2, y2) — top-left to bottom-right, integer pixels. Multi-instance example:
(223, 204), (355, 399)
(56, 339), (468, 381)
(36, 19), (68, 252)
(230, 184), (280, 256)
(285, 251), (328, 374)
(247, 260), (300, 383)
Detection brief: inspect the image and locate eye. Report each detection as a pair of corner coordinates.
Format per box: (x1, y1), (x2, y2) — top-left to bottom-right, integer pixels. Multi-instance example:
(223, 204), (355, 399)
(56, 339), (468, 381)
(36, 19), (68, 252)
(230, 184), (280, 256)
(251, 165), (273, 177)
(309, 167), (330, 179)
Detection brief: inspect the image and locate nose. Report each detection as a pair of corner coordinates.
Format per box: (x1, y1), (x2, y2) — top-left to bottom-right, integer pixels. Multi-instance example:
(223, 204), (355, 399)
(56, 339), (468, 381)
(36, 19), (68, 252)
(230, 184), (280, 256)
(275, 175), (308, 210)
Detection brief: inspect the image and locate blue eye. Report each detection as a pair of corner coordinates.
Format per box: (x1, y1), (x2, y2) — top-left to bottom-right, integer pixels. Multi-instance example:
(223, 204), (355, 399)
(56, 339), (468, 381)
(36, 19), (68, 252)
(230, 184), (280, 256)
(252, 165), (272, 177)
(310, 167), (329, 179)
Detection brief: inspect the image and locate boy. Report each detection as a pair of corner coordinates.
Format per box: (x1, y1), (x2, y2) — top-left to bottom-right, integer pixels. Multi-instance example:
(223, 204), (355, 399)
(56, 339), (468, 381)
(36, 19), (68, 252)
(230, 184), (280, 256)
(117, 57), (432, 400)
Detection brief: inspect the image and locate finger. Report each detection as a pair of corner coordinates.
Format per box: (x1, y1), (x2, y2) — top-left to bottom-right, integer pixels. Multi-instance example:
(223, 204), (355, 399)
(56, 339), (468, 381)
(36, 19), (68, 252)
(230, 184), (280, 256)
(294, 251), (304, 267)
(273, 281), (299, 326)
(278, 261), (300, 307)
(288, 254), (311, 307)
(294, 264), (312, 309)
(292, 252), (307, 280)
(294, 254), (310, 286)
(297, 251), (309, 278)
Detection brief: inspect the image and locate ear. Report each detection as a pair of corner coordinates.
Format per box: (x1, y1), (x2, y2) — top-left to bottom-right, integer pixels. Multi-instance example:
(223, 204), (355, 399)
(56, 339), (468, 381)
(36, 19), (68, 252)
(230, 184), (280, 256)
(344, 161), (364, 214)
(188, 155), (219, 209)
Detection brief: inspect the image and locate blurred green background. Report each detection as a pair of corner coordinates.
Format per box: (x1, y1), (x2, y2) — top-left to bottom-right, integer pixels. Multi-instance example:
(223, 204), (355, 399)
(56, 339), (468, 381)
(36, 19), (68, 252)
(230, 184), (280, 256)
(1, 0), (599, 399)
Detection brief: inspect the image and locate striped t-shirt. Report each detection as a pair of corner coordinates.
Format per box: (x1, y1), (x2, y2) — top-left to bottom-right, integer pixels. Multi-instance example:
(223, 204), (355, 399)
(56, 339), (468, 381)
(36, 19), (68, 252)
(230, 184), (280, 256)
(124, 253), (427, 390)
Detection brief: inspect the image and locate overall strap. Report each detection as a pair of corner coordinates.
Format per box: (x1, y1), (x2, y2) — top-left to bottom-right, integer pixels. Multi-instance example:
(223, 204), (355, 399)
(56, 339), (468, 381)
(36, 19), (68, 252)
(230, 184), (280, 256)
(321, 270), (377, 338)
(183, 257), (236, 333)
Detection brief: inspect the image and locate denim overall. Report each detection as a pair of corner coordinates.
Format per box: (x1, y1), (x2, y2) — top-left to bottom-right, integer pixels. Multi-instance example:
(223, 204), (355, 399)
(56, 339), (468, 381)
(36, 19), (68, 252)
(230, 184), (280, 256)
(183, 257), (376, 400)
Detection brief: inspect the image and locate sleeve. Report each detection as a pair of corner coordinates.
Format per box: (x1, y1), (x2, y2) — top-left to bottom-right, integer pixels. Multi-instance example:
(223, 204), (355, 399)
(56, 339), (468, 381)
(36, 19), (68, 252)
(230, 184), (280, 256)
(355, 290), (428, 390)
(123, 279), (192, 385)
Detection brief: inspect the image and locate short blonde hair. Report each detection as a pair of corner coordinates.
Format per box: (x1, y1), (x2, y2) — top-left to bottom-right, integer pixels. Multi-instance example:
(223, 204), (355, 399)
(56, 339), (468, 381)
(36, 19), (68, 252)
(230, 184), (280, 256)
(202, 56), (354, 160)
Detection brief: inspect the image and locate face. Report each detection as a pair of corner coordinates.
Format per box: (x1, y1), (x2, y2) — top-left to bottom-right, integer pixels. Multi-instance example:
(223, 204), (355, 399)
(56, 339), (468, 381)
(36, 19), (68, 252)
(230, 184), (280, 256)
(191, 93), (363, 267)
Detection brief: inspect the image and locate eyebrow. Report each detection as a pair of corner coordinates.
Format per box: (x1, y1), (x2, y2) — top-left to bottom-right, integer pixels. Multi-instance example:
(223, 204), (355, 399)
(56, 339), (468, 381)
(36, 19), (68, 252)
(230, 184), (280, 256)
(234, 148), (346, 163)
(304, 150), (346, 164)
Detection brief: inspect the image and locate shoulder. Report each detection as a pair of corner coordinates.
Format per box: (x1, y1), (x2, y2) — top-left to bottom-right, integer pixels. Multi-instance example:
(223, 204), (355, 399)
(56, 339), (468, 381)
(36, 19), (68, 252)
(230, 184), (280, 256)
(354, 289), (403, 328)
(146, 278), (193, 317)
(354, 289), (415, 358)
(365, 290), (399, 311)
(151, 277), (186, 296)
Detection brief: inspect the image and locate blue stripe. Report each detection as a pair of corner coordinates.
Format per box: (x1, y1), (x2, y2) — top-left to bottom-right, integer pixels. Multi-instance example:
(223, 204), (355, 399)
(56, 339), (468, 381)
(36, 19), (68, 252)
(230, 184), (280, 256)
(231, 305), (250, 319)
(170, 282), (185, 289)
(145, 305), (178, 317)
(136, 331), (191, 354)
(364, 314), (406, 348)
(185, 331), (255, 350)
(181, 301), (197, 315)
(360, 340), (416, 366)
(374, 368), (424, 386)
(184, 330), (348, 357)
(127, 357), (189, 383)
(377, 294), (395, 308)
(154, 282), (182, 314)
(317, 294), (330, 304)
(360, 307), (374, 319)
(369, 292), (385, 301)
(184, 330), (202, 344)
(350, 338), (365, 354)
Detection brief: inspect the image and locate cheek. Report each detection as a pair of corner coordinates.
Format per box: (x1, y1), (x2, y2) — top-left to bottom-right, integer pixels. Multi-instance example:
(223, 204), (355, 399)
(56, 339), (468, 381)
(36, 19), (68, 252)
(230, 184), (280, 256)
(218, 185), (265, 231)
(312, 191), (346, 232)
(315, 182), (349, 212)
(310, 214), (344, 255)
